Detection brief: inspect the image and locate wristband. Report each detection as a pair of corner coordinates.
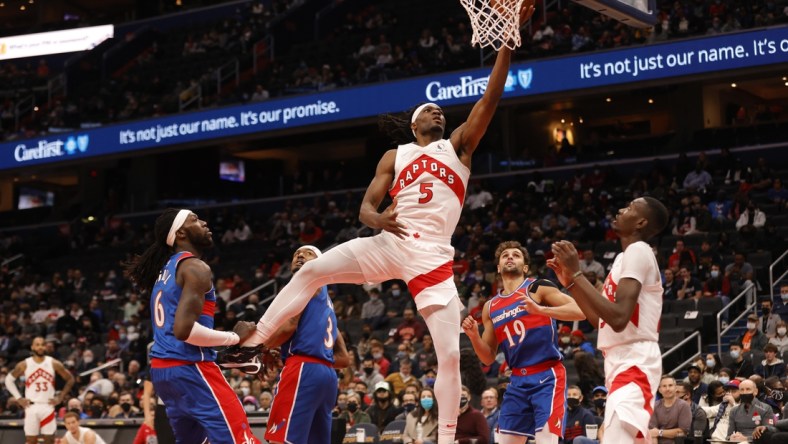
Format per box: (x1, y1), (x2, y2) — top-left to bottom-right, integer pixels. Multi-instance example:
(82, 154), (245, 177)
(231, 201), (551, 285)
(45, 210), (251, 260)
(185, 323), (240, 347)
(571, 270), (583, 280)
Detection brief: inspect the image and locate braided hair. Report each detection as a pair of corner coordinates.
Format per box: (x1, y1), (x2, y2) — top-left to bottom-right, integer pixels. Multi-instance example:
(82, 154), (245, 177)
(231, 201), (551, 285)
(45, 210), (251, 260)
(123, 208), (180, 293)
(378, 103), (424, 146)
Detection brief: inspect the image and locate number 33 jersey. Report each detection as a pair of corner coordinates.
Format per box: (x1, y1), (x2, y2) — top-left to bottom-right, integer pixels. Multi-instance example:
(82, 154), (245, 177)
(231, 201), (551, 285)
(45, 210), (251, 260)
(24, 356), (55, 403)
(490, 278), (562, 369)
(389, 139), (470, 239)
(281, 286), (337, 364)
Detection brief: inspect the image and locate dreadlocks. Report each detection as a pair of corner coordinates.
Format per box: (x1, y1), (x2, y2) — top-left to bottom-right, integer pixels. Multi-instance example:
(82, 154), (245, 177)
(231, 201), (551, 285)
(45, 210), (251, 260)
(123, 208), (180, 293)
(378, 103), (424, 146)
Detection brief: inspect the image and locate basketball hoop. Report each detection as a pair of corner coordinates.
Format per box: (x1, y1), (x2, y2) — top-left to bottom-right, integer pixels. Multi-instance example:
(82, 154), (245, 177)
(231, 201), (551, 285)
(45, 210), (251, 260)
(459, 0), (525, 50)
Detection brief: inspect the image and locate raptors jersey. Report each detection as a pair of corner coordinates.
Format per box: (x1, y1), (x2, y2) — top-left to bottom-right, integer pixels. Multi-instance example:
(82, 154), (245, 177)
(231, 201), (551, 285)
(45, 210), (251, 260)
(150, 251), (218, 362)
(389, 139), (470, 239)
(24, 356), (55, 403)
(281, 286), (337, 364)
(597, 241), (662, 351)
(490, 278), (562, 369)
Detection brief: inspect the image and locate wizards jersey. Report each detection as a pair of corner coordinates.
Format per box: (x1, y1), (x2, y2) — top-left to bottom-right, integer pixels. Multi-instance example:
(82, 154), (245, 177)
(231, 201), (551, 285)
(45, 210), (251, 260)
(281, 286), (337, 363)
(388, 139), (470, 239)
(489, 278), (562, 368)
(150, 251), (217, 362)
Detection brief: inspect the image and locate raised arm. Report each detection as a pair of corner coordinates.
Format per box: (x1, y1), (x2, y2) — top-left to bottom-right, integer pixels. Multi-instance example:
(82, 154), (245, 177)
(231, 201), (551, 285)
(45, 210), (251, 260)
(358, 149), (407, 238)
(519, 284), (587, 322)
(461, 301), (499, 365)
(450, 0), (535, 166)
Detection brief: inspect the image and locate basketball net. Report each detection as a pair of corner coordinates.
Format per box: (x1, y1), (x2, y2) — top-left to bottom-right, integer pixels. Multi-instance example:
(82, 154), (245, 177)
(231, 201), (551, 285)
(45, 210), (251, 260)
(459, 0), (525, 50)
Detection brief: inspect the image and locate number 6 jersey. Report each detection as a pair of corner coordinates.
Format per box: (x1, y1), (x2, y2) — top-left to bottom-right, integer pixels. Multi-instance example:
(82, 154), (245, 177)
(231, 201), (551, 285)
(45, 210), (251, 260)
(489, 278), (562, 369)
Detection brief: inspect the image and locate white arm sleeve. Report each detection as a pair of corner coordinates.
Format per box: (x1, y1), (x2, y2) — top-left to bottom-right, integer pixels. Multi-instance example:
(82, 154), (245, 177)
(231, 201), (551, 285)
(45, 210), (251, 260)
(185, 323), (239, 347)
(4, 372), (23, 399)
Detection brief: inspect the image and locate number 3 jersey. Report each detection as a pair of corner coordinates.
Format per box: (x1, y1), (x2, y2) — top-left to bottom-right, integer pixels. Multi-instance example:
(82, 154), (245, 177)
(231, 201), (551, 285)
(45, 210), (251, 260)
(281, 286), (337, 364)
(24, 356), (55, 403)
(389, 139), (470, 239)
(490, 278), (562, 369)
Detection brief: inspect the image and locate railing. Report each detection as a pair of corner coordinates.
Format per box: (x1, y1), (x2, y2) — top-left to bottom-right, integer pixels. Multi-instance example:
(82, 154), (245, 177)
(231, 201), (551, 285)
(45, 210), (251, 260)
(216, 58), (240, 95)
(716, 281), (757, 355)
(769, 248), (788, 301)
(253, 35), (275, 74)
(664, 331), (702, 376)
(178, 83), (202, 111)
(227, 278), (278, 309)
(14, 94), (35, 130)
(47, 73), (67, 104)
(0, 254), (23, 267)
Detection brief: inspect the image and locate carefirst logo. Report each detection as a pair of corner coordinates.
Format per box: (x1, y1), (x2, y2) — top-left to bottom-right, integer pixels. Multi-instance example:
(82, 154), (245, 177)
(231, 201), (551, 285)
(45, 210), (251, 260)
(14, 134), (89, 163)
(425, 75), (489, 101)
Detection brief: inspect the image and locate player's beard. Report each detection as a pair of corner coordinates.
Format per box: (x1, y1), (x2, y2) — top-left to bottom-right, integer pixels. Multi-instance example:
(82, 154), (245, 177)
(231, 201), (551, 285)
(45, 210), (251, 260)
(32, 349), (45, 357)
(186, 229), (214, 250)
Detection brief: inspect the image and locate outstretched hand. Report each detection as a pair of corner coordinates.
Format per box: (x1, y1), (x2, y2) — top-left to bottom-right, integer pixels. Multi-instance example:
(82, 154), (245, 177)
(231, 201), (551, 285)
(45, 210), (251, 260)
(519, 0), (536, 26)
(378, 198), (408, 238)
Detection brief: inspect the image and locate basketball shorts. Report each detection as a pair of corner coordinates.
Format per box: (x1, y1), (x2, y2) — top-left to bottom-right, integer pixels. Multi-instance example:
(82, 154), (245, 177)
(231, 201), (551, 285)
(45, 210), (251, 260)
(24, 403), (56, 436)
(498, 361), (566, 438)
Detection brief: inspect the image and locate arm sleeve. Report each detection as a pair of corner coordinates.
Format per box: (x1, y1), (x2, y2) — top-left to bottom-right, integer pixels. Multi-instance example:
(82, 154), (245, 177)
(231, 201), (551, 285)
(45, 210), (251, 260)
(184, 323), (239, 347)
(4, 372), (22, 399)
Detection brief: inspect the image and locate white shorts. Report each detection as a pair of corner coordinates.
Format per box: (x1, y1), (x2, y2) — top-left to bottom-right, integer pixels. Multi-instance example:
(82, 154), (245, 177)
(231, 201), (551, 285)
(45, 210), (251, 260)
(345, 232), (458, 310)
(24, 403), (56, 436)
(601, 341), (661, 441)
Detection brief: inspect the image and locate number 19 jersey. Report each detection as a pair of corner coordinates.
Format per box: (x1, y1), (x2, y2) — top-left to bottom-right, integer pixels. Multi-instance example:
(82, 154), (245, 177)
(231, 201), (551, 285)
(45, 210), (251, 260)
(490, 278), (562, 369)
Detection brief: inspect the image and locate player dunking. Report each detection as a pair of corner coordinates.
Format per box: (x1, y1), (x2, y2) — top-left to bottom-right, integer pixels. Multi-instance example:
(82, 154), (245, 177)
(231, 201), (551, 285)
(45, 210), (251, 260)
(550, 197), (669, 444)
(263, 245), (350, 444)
(4, 336), (75, 444)
(240, 4), (535, 442)
(124, 208), (260, 444)
(462, 241), (584, 444)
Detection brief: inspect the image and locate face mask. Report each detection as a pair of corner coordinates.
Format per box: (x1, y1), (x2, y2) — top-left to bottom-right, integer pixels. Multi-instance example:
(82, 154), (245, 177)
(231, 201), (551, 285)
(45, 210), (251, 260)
(425, 377), (435, 387)
(240, 387), (250, 396)
(347, 402), (359, 413)
(421, 398), (434, 410)
(593, 399), (606, 409)
(255, 273), (264, 279)
(762, 307), (770, 315)
(739, 393), (754, 404)
(396, 352), (407, 360)
(782, 293), (788, 302)
(769, 390), (784, 401)
(730, 350), (741, 360)
(403, 403), (416, 412)
(706, 359), (715, 368)
(120, 403), (131, 413)
(376, 396), (389, 405)
(567, 398), (580, 409)
(718, 376), (730, 385)
(459, 396), (469, 408)
(244, 404), (256, 413)
(711, 270), (719, 278)
(747, 322), (756, 330)
(372, 352), (383, 360)
(83, 356), (93, 364)
(391, 290), (400, 297)
(363, 367), (374, 375)
(560, 337), (570, 344)
(779, 328), (787, 336)
(119, 334), (127, 341)
(337, 401), (347, 410)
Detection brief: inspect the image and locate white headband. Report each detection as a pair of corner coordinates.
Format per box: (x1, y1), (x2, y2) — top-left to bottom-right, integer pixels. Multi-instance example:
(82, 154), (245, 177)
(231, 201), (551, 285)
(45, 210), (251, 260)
(299, 245), (322, 257)
(411, 102), (439, 137)
(166, 209), (191, 247)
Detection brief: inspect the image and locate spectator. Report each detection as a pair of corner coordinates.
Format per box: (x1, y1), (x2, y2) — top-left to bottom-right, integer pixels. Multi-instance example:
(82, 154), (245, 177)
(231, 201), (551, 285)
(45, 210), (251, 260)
(590, 386), (607, 418)
(766, 178), (787, 207)
(388, 308), (424, 345)
(564, 385), (597, 443)
(769, 321), (788, 354)
(370, 340), (391, 376)
(738, 314), (768, 354)
(760, 299), (781, 337)
(649, 375), (692, 443)
(683, 162), (713, 192)
(708, 191), (733, 227)
(242, 395), (258, 413)
(258, 391), (272, 414)
(384, 359), (418, 397)
(455, 385), (489, 444)
(569, 330), (596, 356)
(735, 202), (766, 232)
(701, 379), (739, 441)
(702, 354), (723, 384)
(109, 391), (140, 418)
(676, 267), (702, 301)
(361, 288), (386, 328)
(402, 387), (439, 444)
(465, 184), (493, 211)
(395, 391), (418, 420)
(727, 342), (755, 379)
(726, 379), (773, 442)
(702, 264), (730, 299)
(755, 344), (786, 380)
(663, 268), (680, 301)
(480, 388), (499, 444)
(668, 239), (697, 272)
(578, 250), (605, 280)
(583, 271), (604, 294)
(340, 392), (371, 430)
(699, 380), (725, 409)
(250, 84), (269, 101)
(675, 380), (709, 442)
(360, 354), (384, 388)
(366, 381), (402, 431)
(724, 253), (755, 296)
(384, 282), (412, 317)
(685, 363), (708, 405)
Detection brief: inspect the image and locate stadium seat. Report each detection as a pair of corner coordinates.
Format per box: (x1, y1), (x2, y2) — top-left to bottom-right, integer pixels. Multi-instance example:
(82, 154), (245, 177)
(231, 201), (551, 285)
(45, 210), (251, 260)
(747, 251), (772, 269)
(660, 328), (685, 348)
(379, 420), (406, 444)
(660, 313), (679, 329)
(671, 299), (696, 314)
(698, 297), (724, 314)
(343, 423), (379, 444)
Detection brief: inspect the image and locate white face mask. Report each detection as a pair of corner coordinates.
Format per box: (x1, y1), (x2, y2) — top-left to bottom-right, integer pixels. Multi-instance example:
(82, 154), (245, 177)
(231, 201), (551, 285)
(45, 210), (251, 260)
(240, 387), (250, 396)
(779, 328), (787, 336)
(747, 322), (757, 330)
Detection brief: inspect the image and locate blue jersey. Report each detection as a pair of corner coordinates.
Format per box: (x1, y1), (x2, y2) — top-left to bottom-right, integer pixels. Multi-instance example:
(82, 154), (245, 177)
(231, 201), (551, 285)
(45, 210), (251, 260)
(281, 286), (337, 363)
(150, 251), (217, 362)
(490, 278), (562, 369)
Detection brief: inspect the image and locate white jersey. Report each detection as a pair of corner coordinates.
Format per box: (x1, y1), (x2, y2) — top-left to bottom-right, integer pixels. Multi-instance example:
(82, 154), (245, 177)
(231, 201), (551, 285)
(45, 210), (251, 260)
(24, 356), (55, 403)
(64, 426), (107, 444)
(597, 241), (662, 351)
(389, 139), (470, 240)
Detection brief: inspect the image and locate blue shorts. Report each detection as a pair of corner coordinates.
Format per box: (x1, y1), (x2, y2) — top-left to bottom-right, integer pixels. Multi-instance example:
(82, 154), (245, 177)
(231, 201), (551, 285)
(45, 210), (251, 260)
(265, 355), (338, 444)
(498, 362), (566, 438)
(151, 360), (260, 444)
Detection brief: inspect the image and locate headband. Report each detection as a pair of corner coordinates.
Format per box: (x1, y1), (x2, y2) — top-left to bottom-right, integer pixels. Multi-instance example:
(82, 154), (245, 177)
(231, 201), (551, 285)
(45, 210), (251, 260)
(411, 102), (439, 137)
(166, 209), (191, 247)
(299, 245), (322, 257)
